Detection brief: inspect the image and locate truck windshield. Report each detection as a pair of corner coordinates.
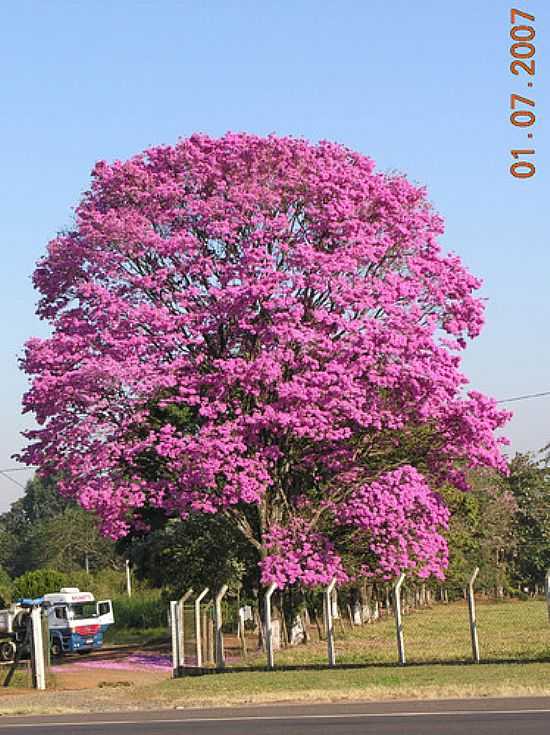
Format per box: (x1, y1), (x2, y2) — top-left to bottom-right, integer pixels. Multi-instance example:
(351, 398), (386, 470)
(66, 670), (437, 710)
(70, 602), (98, 620)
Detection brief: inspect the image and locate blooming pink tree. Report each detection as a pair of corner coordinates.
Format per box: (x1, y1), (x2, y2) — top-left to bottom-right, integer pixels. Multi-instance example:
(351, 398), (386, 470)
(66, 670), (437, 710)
(20, 133), (510, 588)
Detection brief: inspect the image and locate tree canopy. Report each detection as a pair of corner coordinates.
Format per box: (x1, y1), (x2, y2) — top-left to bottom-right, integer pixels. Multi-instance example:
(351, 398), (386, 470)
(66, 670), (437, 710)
(21, 133), (509, 588)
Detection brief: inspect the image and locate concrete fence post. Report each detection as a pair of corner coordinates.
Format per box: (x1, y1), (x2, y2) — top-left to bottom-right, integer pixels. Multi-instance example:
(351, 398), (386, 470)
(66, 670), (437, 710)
(214, 585), (229, 670)
(324, 578), (337, 667)
(467, 567), (480, 663)
(545, 569), (550, 623)
(170, 600), (179, 678)
(125, 559), (132, 598)
(393, 573), (406, 665)
(41, 612), (50, 676)
(264, 583), (277, 670)
(194, 588), (209, 668)
(178, 588), (194, 671)
(237, 607), (248, 656)
(203, 604), (214, 665)
(30, 607), (46, 690)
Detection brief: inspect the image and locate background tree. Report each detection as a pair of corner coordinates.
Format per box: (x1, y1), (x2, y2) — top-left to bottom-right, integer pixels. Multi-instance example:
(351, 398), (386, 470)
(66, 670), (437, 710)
(506, 452), (550, 592)
(0, 475), (70, 576)
(0, 476), (119, 577)
(21, 133), (509, 589)
(439, 452), (550, 599)
(123, 513), (256, 599)
(29, 505), (119, 573)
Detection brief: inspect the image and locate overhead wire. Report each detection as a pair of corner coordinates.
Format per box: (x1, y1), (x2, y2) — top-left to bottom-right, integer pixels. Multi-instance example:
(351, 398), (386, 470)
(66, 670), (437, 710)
(0, 470), (27, 490)
(496, 390), (550, 404)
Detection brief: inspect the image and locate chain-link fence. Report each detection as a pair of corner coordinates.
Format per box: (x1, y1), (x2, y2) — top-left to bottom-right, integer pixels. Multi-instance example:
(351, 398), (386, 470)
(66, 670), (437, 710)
(170, 572), (550, 674)
(474, 596), (548, 662)
(327, 578), (549, 667)
(171, 592), (263, 672)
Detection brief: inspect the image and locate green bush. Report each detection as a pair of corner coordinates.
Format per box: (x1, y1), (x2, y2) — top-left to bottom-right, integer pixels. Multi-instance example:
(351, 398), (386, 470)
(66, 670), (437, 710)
(13, 568), (68, 599)
(112, 590), (167, 630)
(11, 568), (127, 602)
(89, 569), (130, 598)
(59, 569), (129, 600)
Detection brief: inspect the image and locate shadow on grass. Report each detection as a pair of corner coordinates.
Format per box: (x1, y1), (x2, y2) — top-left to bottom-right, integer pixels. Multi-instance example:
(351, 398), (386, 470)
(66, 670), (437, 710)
(177, 653), (550, 677)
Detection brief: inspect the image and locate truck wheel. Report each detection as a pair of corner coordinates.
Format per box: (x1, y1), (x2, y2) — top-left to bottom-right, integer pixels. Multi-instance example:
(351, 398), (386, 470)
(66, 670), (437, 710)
(0, 641), (15, 662)
(50, 639), (63, 658)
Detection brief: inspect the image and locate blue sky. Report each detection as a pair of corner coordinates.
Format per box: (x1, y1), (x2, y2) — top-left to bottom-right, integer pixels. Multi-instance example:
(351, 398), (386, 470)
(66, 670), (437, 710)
(1, 0), (548, 510)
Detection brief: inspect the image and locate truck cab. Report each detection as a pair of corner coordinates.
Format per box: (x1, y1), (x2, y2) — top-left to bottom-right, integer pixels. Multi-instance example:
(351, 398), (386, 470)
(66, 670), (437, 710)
(42, 588), (114, 656)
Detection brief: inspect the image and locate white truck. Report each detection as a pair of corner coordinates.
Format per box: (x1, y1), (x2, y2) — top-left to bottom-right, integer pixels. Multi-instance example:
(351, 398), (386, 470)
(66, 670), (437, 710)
(0, 587), (114, 659)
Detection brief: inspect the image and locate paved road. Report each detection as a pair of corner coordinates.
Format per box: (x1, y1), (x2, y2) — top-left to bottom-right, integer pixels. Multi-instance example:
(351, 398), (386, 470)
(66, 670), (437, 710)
(0, 698), (549, 734)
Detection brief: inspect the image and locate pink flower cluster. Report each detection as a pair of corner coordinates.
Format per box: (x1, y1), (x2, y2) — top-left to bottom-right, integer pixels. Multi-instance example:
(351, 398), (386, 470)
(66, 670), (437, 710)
(339, 466), (450, 581)
(259, 467), (449, 587)
(261, 518), (348, 589)
(20, 133), (510, 584)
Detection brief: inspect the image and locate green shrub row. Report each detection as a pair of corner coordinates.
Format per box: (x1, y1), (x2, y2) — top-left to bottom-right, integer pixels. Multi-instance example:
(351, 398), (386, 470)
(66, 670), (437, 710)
(111, 591), (167, 630)
(11, 568), (131, 600)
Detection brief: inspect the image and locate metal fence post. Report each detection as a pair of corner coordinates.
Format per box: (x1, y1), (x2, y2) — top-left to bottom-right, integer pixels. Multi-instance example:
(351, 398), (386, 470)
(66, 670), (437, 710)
(324, 578), (337, 667)
(467, 567), (480, 663)
(30, 607), (46, 690)
(393, 573), (406, 665)
(264, 583), (277, 670)
(214, 585), (229, 670)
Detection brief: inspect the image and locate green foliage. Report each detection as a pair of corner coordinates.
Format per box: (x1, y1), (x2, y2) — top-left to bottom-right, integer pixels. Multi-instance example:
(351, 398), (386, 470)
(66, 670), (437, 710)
(11, 475), (67, 527)
(50, 569), (130, 600)
(0, 476), (120, 577)
(440, 451), (550, 596)
(0, 566), (13, 608)
(441, 469), (518, 597)
(82, 569), (130, 599)
(111, 590), (166, 629)
(28, 505), (118, 573)
(0, 475), (69, 577)
(507, 453), (550, 588)
(13, 568), (68, 599)
(125, 513), (257, 600)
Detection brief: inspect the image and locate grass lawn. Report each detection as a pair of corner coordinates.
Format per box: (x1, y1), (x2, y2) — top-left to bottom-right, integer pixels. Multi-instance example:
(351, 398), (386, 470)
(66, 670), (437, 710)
(103, 625), (169, 646)
(1, 660), (549, 716)
(160, 659), (550, 706)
